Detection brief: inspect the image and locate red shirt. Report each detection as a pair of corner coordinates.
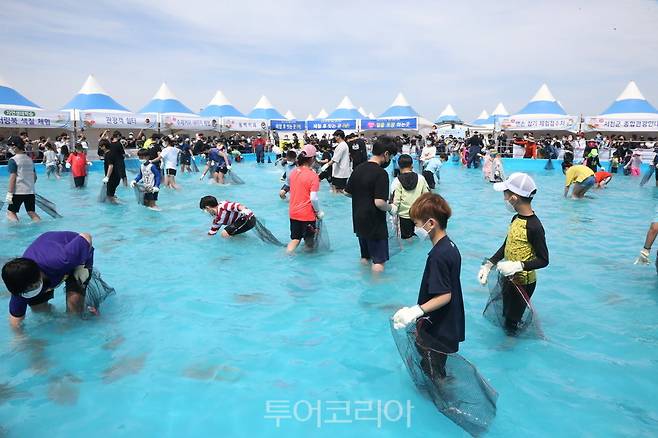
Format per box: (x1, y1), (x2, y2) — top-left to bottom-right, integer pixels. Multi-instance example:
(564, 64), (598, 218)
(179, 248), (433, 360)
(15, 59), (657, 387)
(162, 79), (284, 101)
(594, 171), (612, 184)
(66, 152), (88, 177)
(289, 166), (320, 221)
(252, 138), (266, 150)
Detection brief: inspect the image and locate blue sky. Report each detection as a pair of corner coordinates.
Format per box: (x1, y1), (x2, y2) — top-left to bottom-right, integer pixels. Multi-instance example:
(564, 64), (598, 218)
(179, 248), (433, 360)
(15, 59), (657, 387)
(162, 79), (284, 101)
(2, 0), (658, 120)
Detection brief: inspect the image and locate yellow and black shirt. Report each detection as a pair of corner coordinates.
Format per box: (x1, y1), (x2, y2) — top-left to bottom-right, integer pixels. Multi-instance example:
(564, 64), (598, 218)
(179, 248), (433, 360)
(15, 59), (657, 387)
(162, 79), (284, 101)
(489, 213), (549, 285)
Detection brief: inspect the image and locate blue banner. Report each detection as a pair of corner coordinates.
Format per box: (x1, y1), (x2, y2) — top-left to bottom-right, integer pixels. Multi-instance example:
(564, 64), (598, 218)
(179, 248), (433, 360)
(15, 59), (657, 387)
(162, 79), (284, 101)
(361, 118), (417, 130)
(270, 120), (306, 131)
(307, 119), (357, 130)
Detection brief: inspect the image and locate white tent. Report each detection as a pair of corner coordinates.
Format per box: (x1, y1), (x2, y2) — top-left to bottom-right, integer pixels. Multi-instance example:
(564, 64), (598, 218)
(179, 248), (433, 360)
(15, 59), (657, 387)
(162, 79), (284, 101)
(0, 75), (41, 110)
(499, 84), (578, 132)
(358, 106), (368, 118)
(327, 96), (364, 120)
(247, 96), (285, 120)
(284, 110), (296, 120)
(200, 90), (245, 117)
(435, 104), (462, 124)
(584, 81), (658, 133)
(305, 113), (314, 121)
(316, 108), (329, 119)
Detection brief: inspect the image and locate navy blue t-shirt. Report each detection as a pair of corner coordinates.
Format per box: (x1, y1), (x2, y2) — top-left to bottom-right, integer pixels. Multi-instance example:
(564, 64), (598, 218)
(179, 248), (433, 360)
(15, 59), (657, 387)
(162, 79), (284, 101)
(416, 235), (465, 352)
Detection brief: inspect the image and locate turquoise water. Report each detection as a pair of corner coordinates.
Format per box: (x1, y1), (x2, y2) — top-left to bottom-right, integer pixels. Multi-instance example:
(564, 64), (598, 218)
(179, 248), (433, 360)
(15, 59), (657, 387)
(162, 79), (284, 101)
(0, 157), (657, 437)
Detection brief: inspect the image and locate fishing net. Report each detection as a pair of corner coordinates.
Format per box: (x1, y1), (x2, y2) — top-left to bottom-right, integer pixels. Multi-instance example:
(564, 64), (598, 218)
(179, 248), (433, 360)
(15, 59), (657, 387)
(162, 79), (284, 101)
(640, 166), (654, 187)
(82, 269), (116, 319)
(544, 159), (554, 170)
(254, 219), (285, 247)
(312, 218), (330, 252)
(98, 183), (107, 203)
(190, 157), (199, 172)
(133, 183), (146, 205)
(227, 170), (245, 185)
(482, 264), (544, 339)
(34, 194), (63, 218)
(390, 319), (498, 436)
(388, 215), (403, 257)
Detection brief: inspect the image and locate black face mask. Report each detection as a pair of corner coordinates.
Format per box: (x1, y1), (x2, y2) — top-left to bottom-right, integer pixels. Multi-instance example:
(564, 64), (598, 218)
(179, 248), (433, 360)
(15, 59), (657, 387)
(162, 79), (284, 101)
(380, 154), (391, 168)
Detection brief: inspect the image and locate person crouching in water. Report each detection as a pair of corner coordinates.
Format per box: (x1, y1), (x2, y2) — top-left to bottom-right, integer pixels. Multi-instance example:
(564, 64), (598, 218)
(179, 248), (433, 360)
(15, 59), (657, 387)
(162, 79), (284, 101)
(199, 195), (255, 238)
(390, 154), (430, 239)
(563, 163), (595, 199)
(130, 149), (161, 210)
(422, 152), (447, 190)
(66, 143), (90, 188)
(392, 193), (465, 378)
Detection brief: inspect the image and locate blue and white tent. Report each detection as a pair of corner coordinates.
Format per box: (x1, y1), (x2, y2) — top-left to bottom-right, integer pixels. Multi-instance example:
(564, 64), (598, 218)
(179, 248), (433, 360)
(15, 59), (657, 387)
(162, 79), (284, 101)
(247, 95), (284, 120)
(284, 110), (297, 120)
(380, 93), (419, 118)
(62, 75), (129, 113)
(200, 90), (244, 117)
(140, 83), (196, 116)
(435, 104), (462, 124)
(585, 81), (658, 132)
(0, 75), (41, 110)
(327, 96), (364, 120)
(472, 110), (490, 126)
(315, 108), (329, 119)
(500, 84), (577, 132)
(358, 107), (368, 118)
(305, 113), (314, 121)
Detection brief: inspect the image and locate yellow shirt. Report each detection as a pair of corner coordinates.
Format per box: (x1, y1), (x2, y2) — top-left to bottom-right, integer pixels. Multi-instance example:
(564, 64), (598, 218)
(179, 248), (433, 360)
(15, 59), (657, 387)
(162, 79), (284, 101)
(565, 165), (594, 187)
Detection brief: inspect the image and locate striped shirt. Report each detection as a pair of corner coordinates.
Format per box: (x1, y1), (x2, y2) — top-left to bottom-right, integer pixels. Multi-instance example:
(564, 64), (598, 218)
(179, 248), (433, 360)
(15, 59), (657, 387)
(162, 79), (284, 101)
(210, 201), (252, 234)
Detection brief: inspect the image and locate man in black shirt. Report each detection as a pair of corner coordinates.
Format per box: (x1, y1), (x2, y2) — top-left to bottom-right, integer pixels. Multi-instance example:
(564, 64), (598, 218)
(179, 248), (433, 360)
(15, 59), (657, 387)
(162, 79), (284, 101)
(466, 133), (484, 168)
(348, 133), (368, 168)
(345, 136), (398, 273)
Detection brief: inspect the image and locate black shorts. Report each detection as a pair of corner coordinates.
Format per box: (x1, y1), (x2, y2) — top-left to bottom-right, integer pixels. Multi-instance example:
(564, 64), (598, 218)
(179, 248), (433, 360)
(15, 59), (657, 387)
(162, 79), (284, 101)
(225, 215), (256, 236)
(422, 170), (436, 189)
(280, 184), (290, 193)
(144, 192), (159, 202)
(399, 217), (416, 239)
(8, 194), (36, 213)
(214, 165), (228, 174)
(332, 177), (348, 189)
(290, 219), (317, 241)
(73, 176), (86, 188)
(358, 237), (389, 264)
(26, 275), (86, 308)
(180, 156), (191, 165)
(166, 168), (177, 176)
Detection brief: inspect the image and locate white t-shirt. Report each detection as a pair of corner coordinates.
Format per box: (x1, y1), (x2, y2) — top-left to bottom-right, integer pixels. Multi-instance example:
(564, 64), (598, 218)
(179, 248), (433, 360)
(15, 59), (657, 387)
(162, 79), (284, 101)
(332, 141), (351, 179)
(161, 146), (180, 170)
(420, 145), (436, 162)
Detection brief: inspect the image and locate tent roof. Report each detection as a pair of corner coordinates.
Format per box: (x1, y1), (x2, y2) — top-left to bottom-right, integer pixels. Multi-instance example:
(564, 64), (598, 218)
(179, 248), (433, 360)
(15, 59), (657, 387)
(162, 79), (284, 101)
(316, 108), (329, 119)
(284, 110), (296, 120)
(0, 75), (41, 110)
(139, 82), (196, 115)
(328, 96), (364, 119)
(247, 95), (284, 120)
(515, 84), (567, 116)
(62, 74), (129, 112)
(435, 104), (462, 123)
(200, 90), (244, 117)
(600, 81), (658, 115)
(305, 113), (314, 121)
(491, 102), (509, 116)
(380, 92), (420, 118)
(472, 110), (489, 125)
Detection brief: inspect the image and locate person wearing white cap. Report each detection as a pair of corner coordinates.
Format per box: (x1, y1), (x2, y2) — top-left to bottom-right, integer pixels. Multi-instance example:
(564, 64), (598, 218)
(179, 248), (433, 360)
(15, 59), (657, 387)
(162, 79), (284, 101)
(477, 172), (549, 334)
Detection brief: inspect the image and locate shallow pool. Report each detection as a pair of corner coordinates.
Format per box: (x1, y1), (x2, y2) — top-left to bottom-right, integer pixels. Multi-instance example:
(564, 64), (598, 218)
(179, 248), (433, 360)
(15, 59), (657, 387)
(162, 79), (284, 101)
(0, 156), (657, 437)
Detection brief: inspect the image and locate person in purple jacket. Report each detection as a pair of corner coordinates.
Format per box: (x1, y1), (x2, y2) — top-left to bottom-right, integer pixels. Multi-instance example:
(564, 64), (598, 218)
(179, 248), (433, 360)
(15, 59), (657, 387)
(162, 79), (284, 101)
(1, 231), (94, 328)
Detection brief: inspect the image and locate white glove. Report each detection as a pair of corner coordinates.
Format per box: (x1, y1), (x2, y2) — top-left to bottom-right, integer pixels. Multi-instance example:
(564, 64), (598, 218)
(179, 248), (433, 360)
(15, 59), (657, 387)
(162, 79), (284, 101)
(227, 165), (232, 170)
(130, 180), (136, 188)
(393, 305), (424, 330)
(72, 265), (90, 285)
(497, 260), (524, 277)
(316, 210), (325, 220)
(634, 248), (651, 265)
(388, 204), (398, 216)
(102, 176), (109, 183)
(241, 208), (252, 217)
(5, 193), (13, 204)
(151, 186), (160, 193)
(478, 260), (493, 286)
(320, 162), (331, 173)
(199, 175), (205, 180)
(87, 161), (92, 166)
(65, 162), (71, 169)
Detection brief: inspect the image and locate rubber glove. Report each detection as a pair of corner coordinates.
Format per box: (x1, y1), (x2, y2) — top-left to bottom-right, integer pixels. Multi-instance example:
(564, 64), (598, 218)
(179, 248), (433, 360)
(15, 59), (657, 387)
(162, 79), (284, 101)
(498, 260), (524, 277)
(477, 260), (493, 285)
(316, 210), (325, 220)
(65, 162), (71, 169)
(227, 165), (232, 170)
(151, 186), (159, 193)
(72, 265), (90, 285)
(241, 208), (252, 217)
(388, 204), (398, 216)
(102, 176), (109, 183)
(320, 162), (331, 173)
(634, 248), (650, 265)
(393, 305), (424, 330)
(130, 181), (136, 188)
(5, 193), (13, 205)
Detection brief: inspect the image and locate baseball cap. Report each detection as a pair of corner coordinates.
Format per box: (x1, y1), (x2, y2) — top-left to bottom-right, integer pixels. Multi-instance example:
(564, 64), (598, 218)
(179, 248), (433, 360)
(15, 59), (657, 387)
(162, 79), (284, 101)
(301, 144), (317, 158)
(493, 172), (537, 198)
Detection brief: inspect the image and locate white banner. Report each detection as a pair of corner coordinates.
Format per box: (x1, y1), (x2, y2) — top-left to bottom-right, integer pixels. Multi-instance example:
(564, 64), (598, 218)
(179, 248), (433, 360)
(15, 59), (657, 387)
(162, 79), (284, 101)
(80, 111), (157, 130)
(0, 109), (72, 130)
(584, 116), (658, 132)
(499, 116), (578, 131)
(161, 115), (219, 131)
(223, 117), (267, 132)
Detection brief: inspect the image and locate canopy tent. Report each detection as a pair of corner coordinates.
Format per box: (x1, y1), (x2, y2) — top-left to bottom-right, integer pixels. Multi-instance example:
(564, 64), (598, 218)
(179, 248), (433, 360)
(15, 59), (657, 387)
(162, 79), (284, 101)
(584, 81), (658, 133)
(0, 75), (41, 110)
(305, 113), (314, 121)
(139, 82), (197, 117)
(284, 110), (296, 120)
(368, 112), (375, 119)
(472, 110), (490, 126)
(247, 95), (285, 120)
(435, 104), (462, 124)
(62, 75), (130, 114)
(358, 107), (368, 118)
(483, 102), (510, 128)
(200, 90), (245, 117)
(361, 92), (433, 134)
(380, 93), (420, 118)
(327, 96), (365, 120)
(316, 108), (329, 119)
(498, 84), (578, 132)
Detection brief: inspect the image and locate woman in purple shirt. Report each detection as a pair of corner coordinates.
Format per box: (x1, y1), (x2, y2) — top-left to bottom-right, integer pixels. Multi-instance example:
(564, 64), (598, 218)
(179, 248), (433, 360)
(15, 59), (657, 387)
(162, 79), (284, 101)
(1, 231), (94, 328)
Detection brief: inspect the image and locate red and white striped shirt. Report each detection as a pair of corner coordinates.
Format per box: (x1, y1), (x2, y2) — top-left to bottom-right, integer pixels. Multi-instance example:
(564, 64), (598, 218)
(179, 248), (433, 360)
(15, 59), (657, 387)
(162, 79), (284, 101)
(209, 201), (252, 234)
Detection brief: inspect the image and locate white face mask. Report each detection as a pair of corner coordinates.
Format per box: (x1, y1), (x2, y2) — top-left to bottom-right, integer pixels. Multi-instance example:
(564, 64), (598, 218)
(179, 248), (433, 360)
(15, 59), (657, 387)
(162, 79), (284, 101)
(505, 199), (517, 213)
(414, 220), (432, 240)
(22, 281), (43, 299)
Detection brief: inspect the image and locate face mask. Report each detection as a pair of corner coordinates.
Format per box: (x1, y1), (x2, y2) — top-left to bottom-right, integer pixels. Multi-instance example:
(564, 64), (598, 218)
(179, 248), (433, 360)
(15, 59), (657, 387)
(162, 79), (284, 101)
(21, 281), (43, 299)
(140, 159), (148, 165)
(380, 153), (391, 168)
(414, 220), (432, 240)
(505, 198), (517, 213)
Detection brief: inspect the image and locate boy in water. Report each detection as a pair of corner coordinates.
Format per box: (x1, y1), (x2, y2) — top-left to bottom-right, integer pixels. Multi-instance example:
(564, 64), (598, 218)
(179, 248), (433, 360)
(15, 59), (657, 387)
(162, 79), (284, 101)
(393, 193), (465, 378)
(199, 195), (255, 238)
(477, 173), (549, 334)
(390, 154), (430, 239)
(5, 139), (40, 222)
(160, 138), (181, 189)
(287, 144), (323, 253)
(66, 143), (90, 188)
(43, 143), (60, 179)
(563, 163), (595, 199)
(130, 149), (161, 210)
(422, 152), (448, 189)
(279, 150), (297, 200)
